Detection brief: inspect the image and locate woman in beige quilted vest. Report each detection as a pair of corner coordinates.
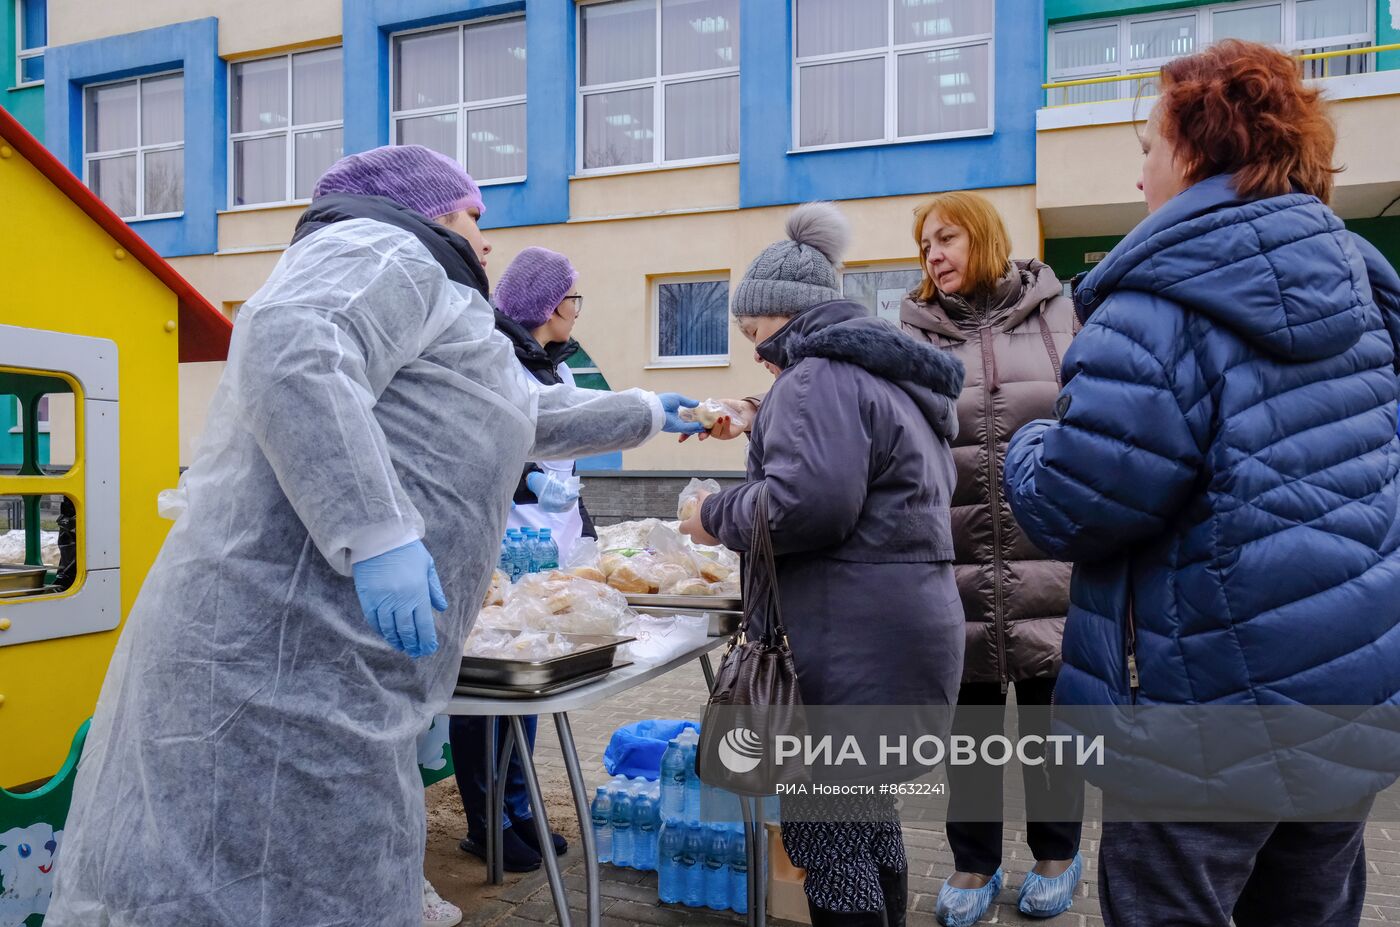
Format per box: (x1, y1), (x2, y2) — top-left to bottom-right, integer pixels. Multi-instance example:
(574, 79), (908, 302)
(900, 192), (1085, 926)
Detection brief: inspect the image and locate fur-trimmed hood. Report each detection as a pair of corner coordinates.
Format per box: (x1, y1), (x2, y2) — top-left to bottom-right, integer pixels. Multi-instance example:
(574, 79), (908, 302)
(758, 300), (965, 439)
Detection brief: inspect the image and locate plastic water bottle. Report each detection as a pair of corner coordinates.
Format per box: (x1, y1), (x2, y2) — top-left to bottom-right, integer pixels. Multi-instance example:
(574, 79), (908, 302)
(682, 823), (705, 907)
(660, 738), (686, 819)
(704, 823), (730, 909)
(611, 786), (634, 868)
(658, 818), (685, 903)
(507, 531), (528, 582)
(591, 786), (613, 864)
(538, 528), (559, 571)
(634, 792), (658, 871)
(498, 538), (511, 576)
(519, 527), (538, 574)
(728, 825), (748, 914)
(681, 733), (702, 822)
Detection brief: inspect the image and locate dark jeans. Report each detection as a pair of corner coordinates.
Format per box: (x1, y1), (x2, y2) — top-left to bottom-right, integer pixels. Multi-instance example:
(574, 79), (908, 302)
(945, 677), (1084, 875)
(448, 714), (539, 841)
(1099, 806), (1371, 927)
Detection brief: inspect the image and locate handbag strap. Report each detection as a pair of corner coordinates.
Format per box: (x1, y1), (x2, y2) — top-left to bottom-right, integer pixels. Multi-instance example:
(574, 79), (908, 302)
(743, 483), (788, 644)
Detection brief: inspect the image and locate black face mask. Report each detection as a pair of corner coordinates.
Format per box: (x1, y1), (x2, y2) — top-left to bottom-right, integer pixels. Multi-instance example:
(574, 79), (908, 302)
(293, 193), (491, 299)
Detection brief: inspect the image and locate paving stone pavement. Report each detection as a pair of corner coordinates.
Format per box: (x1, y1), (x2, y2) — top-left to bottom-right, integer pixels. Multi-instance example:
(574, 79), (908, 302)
(425, 659), (1398, 927)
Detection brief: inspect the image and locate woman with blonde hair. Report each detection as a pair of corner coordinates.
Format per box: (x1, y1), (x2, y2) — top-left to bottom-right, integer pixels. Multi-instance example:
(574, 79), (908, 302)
(901, 191), (1084, 925)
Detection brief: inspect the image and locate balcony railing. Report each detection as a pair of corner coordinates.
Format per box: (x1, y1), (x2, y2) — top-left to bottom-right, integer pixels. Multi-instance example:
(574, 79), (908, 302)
(1042, 42), (1400, 108)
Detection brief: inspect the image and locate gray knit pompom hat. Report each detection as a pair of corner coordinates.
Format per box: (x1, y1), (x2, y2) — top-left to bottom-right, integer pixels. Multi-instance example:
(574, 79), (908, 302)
(732, 201), (851, 318)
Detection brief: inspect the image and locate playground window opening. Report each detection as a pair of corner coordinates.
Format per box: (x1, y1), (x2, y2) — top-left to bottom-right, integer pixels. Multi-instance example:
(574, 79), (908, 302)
(0, 494), (78, 598)
(229, 47), (345, 208)
(15, 0), (45, 85)
(83, 71), (186, 221)
(390, 15), (528, 184)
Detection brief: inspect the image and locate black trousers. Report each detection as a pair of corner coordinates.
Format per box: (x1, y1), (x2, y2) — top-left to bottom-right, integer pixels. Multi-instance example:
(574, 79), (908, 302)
(1098, 805), (1371, 927)
(448, 714), (539, 841)
(944, 677), (1084, 875)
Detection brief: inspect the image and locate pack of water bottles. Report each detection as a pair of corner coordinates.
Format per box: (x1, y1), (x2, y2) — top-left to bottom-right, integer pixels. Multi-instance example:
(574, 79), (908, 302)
(498, 527), (560, 583)
(591, 728), (750, 914)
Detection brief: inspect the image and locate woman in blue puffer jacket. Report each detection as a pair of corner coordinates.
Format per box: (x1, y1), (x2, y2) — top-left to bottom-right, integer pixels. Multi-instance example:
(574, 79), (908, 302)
(1004, 40), (1400, 927)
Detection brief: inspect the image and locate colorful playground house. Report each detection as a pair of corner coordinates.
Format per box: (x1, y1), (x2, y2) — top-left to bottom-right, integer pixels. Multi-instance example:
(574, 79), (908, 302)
(0, 106), (231, 924)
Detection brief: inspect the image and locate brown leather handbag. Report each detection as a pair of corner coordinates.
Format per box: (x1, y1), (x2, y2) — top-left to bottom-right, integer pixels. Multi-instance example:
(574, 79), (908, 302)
(695, 484), (806, 795)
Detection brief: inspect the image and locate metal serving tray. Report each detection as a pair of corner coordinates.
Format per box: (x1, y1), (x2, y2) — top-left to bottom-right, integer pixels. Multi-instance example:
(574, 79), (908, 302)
(629, 606), (741, 638)
(624, 593), (742, 612)
(459, 632), (636, 689)
(454, 662), (633, 700)
(0, 564), (47, 594)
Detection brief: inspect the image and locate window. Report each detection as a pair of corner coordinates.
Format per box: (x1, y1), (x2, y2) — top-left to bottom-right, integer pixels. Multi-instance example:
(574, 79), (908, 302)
(84, 73), (185, 220)
(842, 265), (923, 323)
(565, 346), (612, 391)
(15, 0), (44, 84)
(578, 0), (740, 172)
(793, 0), (993, 151)
(230, 48), (344, 208)
(653, 275), (730, 364)
(391, 16), (527, 183)
(1047, 0), (1373, 105)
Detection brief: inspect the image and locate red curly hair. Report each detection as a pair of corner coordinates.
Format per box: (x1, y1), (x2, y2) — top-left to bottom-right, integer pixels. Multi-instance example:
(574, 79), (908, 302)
(1156, 39), (1341, 203)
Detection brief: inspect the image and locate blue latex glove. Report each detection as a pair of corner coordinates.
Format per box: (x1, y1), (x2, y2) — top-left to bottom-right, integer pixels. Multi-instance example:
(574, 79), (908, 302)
(526, 471), (580, 514)
(658, 393), (705, 435)
(352, 540), (448, 658)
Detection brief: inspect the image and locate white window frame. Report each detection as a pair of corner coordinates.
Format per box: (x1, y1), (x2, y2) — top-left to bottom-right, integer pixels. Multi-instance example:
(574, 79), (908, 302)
(791, 0), (995, 154)
(575, 0), (741, 177)
(1047, 0), (1376, 104)
(14, 0), (43, 88)
(227, 47), (345, 211)
(840, 262), (923, 322)
(649, 272), (731, 369)
(389, 14), (528, 187)
(82, 71), (185, 222)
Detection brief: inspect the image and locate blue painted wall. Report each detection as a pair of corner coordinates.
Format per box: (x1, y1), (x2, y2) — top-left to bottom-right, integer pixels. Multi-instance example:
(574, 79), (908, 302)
(343, 0), (572, 230)
(0, 404), (49, 469)
(43, 18), (224, 257)
(739, 0), (1041, 208)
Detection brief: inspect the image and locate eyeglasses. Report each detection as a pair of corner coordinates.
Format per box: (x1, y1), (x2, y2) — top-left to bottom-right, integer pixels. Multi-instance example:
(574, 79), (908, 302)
(561, 295), (583, 318)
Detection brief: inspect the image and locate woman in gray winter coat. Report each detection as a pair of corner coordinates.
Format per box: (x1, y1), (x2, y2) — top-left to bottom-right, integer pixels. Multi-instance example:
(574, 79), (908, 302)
(680, 203), (966, 927)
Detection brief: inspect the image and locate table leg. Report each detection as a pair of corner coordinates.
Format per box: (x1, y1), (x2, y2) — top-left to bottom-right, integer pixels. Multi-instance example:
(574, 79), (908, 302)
(513, 716), (571, 927)
(491, 721), (516, 886)
(700, 653), (717, 692)
(554, 713), (601, 927)
(485, 717), (499, 886)
(740, 797), (767, 927)
(754, 799), (768, 927)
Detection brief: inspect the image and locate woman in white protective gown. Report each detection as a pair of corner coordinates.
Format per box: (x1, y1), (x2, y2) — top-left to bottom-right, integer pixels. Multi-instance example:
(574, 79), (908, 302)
(44, 145), (702, 927)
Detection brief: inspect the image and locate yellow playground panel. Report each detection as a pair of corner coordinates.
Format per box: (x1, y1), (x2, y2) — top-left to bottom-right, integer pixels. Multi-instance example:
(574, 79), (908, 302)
(0, 104), (231, 801)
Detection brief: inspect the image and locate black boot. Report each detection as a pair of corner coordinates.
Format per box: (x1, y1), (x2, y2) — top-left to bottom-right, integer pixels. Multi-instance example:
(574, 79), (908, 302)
(805, 903), (887, 927)
(878, 866), (908, 927)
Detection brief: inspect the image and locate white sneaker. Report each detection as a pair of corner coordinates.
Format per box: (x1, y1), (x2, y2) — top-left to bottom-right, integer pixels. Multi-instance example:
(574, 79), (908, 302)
(423, 877), (463, 927)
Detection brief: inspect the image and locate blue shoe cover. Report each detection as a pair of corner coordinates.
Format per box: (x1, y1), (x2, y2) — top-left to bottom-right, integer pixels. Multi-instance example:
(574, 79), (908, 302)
(934, 868), (1003, 927)
(1017, 853), (1084, 918)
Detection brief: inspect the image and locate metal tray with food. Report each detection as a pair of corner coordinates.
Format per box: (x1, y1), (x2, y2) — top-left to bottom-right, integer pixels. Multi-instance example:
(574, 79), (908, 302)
(0, 563), (47, 594)
(628, 606), (741, 638)
(459, 632), (636, 689)
(454, 662), (633, 700)
(624, 593), (742, 612)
